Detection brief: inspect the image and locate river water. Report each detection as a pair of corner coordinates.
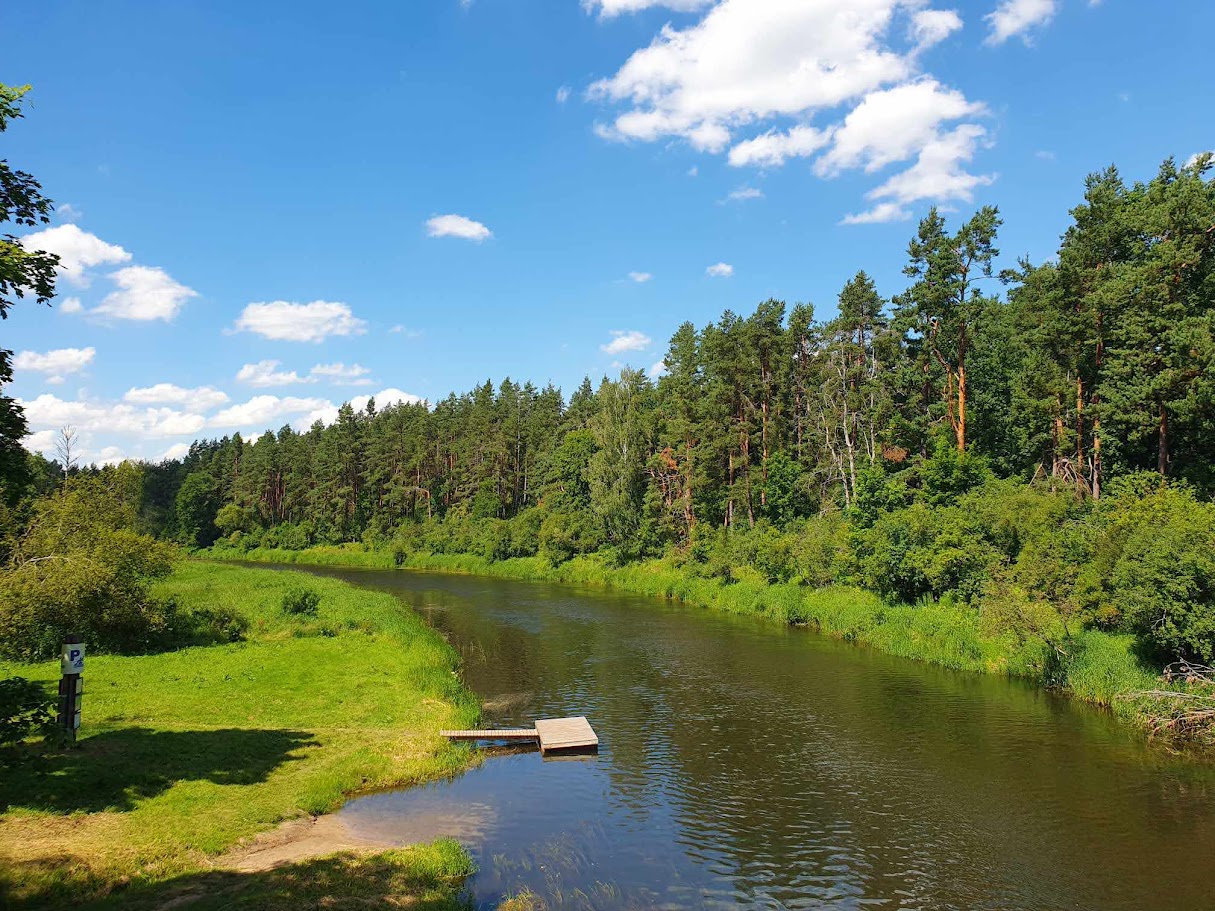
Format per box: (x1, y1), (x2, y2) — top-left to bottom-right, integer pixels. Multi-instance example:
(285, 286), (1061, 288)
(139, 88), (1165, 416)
(295, 566), (1213, 910)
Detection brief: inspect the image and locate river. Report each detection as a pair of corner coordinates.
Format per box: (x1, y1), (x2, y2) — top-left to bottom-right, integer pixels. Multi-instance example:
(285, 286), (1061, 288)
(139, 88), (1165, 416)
(289, 565), (1214, 910)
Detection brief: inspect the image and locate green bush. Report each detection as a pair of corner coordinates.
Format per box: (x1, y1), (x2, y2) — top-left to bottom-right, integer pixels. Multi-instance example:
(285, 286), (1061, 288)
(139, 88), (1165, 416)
(852, 503), (1000, 603)
(281, 586), (322, 617)
(0, 676), (53, 747)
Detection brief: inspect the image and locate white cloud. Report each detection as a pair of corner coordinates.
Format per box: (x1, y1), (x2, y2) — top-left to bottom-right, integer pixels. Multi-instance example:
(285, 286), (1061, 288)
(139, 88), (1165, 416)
(556, 85), (572, 104)
(20, 224), (131, 285)
(706, 262), (734, 277)
(160, 442), (191, 461)
(984, 0), (1057, 46)
(234, 300), (368, 343)
(56, 203), (82, 222)
(1184, 151), (1212, 170)
(815, 79), (986, 176)
(627, 271), (654, 283)
(426, 214), (492, 241)
(94, 446), (128, 467)
(210, 395), (334, 430)
(60, 297), (83, 314)
(728, 125), (831, 168)
(310, 362), (373, 386)
(13, 347), (95, 381)
(839, 201), (911, 224)
(724, 185), (765, 202)
(390, 324), (424, 338)
(236, 359), (312, 387)
(298, 388), (425, 429)
(687, 165), (699, 177)
(124, 383), (230, 411)
(1035, 149), (1056, 161)
(843, 124), (993, 223)
(648, 360), (667, 378)
(909, 9), (963, 46)
(587, 0), (715, 17)
(591, 1), (991, 220)
(19, 394), (206, 438)
(601, 330), (652, 355)
(94, 265), (198, 321)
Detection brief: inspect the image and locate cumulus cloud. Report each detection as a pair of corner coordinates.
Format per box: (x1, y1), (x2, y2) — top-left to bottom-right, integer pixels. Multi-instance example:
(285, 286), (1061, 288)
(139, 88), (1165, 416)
(236, 359), (311, 387)
(20, 224), (130, 284)
(310, 362), (373, 386)
(586, 0), (714, 17)
(426, 214), (492, 241)
(728, 125), (831, 168)
(591, 0), (990, 221)
(648, 360), (667, 379)
(124, 383), (230, 411)
(56, 203), (82, 222)
(19, 394), (207, 438)
(724, 186), (765, 202)
(909, 8), (963, 46)
(60, 297), (84, 314)
(627, 271), (654, 283)
(601, 330), (652, 355)
(13, 347), (95, 382)
(234, 301), (368, 343)
(94, 265), (198, 320)
(706, 262), (734, 277)
(985, 0), (1057, 45)
(209, 395), (334, 430)
(843, 122), (994, 223)
(160, 442), (191, 461)
(815, 79), (986, 176)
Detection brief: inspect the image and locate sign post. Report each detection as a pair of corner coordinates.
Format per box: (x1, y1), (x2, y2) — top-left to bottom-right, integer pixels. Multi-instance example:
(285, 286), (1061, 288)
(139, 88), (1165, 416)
(57, 635), (84, 744)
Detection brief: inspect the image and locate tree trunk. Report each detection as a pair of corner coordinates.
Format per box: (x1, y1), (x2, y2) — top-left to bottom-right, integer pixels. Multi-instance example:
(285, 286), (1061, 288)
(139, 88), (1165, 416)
(1158, 403), (1169, 476)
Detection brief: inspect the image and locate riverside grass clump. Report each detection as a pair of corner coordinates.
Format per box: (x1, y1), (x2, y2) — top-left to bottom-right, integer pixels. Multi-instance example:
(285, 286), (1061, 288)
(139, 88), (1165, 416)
(0, 561), (479, 910)
(226, 543), (1162, 729)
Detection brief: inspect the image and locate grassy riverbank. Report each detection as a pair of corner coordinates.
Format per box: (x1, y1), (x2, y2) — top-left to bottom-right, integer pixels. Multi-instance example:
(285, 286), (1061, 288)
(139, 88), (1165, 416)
(226, 544), (1163, 726)
(0, 561), (480, 910)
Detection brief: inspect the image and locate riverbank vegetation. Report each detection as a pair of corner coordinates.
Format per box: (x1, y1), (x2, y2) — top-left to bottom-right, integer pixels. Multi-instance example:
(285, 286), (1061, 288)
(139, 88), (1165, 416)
(0, 557), (478, 908)
(106, 153), (1212, 739)
(3, 148), (1210, 745)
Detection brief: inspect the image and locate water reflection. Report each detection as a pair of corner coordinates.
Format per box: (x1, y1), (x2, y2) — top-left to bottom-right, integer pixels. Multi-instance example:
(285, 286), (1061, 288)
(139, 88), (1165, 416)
(294, 566), (1215, 910)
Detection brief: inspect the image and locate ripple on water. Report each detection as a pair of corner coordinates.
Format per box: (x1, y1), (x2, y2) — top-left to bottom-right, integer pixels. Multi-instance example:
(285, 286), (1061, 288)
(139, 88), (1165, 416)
(303, 567), (1215, 911)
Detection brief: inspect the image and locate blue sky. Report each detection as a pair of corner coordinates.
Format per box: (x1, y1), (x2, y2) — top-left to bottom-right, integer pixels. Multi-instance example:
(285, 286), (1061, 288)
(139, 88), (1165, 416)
(4, 0), (1211, 463)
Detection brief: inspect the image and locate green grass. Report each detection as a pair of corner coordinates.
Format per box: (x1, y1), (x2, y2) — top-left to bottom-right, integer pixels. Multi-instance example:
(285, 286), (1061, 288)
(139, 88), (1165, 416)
(227, 544), (1166, 729)
(0, 561), (480, 910)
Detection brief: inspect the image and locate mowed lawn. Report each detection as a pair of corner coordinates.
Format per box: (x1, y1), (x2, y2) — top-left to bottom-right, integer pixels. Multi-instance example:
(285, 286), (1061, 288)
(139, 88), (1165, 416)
(0, 561), (480, 909)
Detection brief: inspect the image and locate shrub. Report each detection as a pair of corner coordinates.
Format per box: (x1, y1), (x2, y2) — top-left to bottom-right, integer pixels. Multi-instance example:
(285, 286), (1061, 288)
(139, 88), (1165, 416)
(538, 510), (601, 564)
(789, 513), (850, 587)
(852, 503), (1000, 603)
(281, 586), (321, 617)
(0, 676), (54, 747)
(919, 437), (993, 507)
(1, 470), (180, 660)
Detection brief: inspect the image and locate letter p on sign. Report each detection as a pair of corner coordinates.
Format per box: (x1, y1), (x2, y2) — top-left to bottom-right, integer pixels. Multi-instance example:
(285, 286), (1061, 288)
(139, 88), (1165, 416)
(61, 644), (85, 674)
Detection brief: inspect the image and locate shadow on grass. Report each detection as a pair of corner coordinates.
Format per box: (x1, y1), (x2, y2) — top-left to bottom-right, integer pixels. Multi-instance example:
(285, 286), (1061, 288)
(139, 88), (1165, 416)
(2, 848), (474, 911)
(0, 727), (317, 814)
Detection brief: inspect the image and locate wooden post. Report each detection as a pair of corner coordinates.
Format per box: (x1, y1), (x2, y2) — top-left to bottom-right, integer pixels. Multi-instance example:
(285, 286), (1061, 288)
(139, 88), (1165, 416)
(57, 635), (84, 745)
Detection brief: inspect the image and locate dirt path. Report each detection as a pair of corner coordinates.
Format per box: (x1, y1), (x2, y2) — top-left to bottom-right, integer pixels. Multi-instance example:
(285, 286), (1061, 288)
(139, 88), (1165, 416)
(218, 814), (388, 872)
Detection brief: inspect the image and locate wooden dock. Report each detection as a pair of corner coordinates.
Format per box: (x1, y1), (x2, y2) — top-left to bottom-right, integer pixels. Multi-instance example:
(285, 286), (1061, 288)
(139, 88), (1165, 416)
(441, 716), (598, 755)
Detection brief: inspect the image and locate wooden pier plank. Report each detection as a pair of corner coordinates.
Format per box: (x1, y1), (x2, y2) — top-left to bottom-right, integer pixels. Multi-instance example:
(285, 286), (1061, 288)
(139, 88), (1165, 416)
(441, 716), (598, 754)
(535, 716), (598, 753)
(440, 728), (536, 741)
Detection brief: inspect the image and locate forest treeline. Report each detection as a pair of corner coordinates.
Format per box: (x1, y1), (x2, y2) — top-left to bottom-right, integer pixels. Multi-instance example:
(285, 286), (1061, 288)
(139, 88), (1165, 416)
(110, 154), (1215, 666)
(2, 144), (1213, 676)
